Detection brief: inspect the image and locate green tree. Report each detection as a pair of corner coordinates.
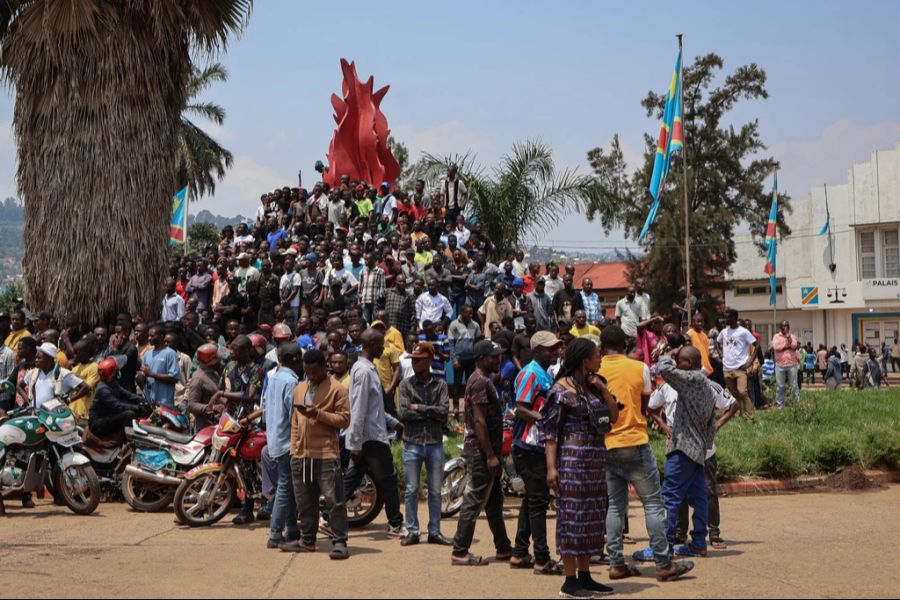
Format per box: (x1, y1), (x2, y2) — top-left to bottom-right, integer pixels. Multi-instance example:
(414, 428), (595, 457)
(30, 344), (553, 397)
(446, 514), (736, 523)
(177, 62), (235, 199)
(586, 53), (791, 317)
(0, 281), (24, 313)
(386, 136), (409, 185)
(1, 0), (251, 327)
(419, 140), (607, 258)
(187, 221), (221, 256)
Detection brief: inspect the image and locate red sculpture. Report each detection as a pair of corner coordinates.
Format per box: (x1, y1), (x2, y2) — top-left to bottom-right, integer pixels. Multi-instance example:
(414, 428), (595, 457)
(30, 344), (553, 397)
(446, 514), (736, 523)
(324, 59), (401, 188)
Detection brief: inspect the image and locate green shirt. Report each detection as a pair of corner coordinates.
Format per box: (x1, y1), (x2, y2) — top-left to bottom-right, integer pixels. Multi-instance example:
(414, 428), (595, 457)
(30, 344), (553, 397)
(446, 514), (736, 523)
(355, 199), (373, 218)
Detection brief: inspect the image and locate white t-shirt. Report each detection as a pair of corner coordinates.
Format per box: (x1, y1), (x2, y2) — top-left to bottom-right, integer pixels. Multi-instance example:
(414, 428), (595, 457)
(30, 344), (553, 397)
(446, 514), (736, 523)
(279, 271), (302, 309)
(30, 368), (83, 410)
(717, 326), (757, 371)
(398, 352), (415, 381)
(648, 381), (735, 458)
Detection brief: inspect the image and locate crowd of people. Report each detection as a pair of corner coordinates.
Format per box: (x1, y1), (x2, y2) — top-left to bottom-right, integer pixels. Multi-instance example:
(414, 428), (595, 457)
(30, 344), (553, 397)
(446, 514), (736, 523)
(0, 164), (884, 598)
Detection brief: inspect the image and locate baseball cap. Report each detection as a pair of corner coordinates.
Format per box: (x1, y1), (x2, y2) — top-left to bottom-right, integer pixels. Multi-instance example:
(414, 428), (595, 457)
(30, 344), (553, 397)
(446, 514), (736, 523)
(380, 181), (390, 189)
(474, 340), (504, 358)
(410, 341), (435, 359)
(530, 331), (562, 351)
(303, 252), (318, 263)
(282, 247), (298, 256)
(237, 252), (250, 260)
(512, 278), (524, 287)
(273, 323), (293, 340)
(370, 320), (387, 330)
(37, 342), (58, 358)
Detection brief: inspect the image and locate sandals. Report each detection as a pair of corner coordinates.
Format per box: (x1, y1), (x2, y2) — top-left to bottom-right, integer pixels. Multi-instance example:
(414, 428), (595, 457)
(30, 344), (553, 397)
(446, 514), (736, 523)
(509, 555), (535, 569)
(451, 553), (490, 566)
(710, 537), (727, 550)
(495, 550), (513, 562)
(609, 564), (641, 580)
(656, 560), (694, 582)
(533, 560), (564, 575)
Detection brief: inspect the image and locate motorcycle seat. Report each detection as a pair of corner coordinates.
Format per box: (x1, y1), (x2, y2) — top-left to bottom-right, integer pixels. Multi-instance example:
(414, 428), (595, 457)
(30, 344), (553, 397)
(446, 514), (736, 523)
(83, 426), (124, 449)
(135, 423), (195, 445)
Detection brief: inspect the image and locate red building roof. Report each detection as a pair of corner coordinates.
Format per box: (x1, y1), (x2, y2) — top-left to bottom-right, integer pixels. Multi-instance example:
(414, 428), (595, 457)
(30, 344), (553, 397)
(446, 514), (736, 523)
(570, 262), (631, 291)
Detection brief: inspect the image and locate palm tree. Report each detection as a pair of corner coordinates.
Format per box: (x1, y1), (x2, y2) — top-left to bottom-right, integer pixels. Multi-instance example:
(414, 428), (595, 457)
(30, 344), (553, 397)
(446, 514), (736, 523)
(416, 140), (610, 257)
(177, 62), (234, 199)
(0, 0), (251, 327)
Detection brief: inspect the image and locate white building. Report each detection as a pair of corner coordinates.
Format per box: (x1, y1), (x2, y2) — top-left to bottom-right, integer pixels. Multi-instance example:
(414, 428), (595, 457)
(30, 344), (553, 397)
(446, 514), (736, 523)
(726, 141), (900, 350)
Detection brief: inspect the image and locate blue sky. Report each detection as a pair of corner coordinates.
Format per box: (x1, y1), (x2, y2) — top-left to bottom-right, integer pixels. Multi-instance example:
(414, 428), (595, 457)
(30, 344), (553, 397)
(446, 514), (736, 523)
(2, 0), (900, 251)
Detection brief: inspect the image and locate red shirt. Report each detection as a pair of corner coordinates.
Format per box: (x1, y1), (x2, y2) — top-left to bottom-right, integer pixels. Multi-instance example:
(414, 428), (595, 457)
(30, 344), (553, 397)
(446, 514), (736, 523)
(523, 274), (537, 295)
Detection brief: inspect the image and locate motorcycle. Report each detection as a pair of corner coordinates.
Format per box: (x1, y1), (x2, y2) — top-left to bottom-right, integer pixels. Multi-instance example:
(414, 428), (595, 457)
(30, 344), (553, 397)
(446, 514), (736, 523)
(120, 411), (215, 512)
(79, 400), (157, 501)
(440, 419), (525, 518)
(0, 398), (100, 515)
(173, 412), (267, 527)
(340, 436), (383, 529)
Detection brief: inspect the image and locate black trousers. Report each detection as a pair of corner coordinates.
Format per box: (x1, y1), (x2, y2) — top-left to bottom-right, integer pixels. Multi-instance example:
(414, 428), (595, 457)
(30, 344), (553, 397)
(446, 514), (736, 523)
(452, 451), (511, 555)
(512, 449), (551, 564)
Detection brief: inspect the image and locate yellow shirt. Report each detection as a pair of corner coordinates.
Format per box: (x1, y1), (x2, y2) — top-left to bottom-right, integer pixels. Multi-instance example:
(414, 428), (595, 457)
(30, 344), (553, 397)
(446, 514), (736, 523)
(336, 373), (350, 390)
(686, 328), (713, 375)
(69, 362), (100, 420)
(5, 329), (31, 352)
(56, 350), (70, 369)
(571, 324), (601, 342)
(598, 354), (651, 450)
(384, 326), (405, 354)
(374, 343), (401, 392)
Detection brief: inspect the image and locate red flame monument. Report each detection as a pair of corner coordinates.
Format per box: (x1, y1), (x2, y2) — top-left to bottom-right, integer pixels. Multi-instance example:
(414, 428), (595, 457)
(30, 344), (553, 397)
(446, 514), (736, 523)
(324, 59), (401, 188)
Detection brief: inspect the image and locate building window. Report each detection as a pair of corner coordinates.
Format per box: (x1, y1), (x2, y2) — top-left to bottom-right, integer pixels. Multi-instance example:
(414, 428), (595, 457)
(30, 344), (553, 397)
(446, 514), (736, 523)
(884, 230), (900, 278)
(734, 285), (781, 297)
(859, 231), (876, 279)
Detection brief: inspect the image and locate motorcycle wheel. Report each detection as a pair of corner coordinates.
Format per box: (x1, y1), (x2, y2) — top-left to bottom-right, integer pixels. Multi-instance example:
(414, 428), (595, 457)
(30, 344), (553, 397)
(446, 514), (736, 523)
(347, 472), (383, 529)
(54, 463), (101, 516)
(440, 464), (468, 518)
(121, 471), (174, 513)
(174, 471), (235, 527)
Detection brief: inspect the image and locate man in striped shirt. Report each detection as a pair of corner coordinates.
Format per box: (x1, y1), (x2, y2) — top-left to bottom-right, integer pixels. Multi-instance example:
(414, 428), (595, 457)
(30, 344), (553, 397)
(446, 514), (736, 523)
(358, 252), (385, 323)
(510, 331), (563, 573)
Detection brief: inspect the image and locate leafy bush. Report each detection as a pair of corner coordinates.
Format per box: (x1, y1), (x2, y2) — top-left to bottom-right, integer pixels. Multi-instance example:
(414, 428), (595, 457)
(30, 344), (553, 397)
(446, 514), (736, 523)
(809, 433), (860, 472)
(754, 434), (800, 479)
(0, 280), (24, 312)
(860, 427), (900, 469)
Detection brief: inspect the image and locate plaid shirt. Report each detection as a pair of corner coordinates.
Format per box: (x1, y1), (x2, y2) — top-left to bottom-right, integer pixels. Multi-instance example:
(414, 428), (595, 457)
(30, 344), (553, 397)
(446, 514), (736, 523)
(358, 266), (386, 304)
(581, 291), (603, 324)
(383, 287), (416, 336)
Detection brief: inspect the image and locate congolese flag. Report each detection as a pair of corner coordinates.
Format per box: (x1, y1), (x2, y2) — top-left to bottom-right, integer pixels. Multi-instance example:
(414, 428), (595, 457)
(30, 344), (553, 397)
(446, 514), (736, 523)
(764, 175), (778, 306)
(170, 187), (188, 245)
(639, 49), (684, 242)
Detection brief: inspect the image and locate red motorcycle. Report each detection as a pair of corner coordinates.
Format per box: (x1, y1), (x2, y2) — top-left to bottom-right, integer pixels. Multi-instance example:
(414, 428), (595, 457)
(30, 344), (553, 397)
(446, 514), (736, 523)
(172, 412), (266, 527)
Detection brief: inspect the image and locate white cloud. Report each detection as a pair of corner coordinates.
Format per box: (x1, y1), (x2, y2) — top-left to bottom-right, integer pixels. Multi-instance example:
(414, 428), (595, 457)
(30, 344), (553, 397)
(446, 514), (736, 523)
(391, 120), (492, 163)
(190, 154), (292, 217)
(773, 119), (900, 198)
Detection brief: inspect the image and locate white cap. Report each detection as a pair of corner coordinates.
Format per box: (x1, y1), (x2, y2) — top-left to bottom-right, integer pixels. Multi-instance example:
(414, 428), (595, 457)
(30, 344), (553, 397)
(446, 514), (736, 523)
(37, 342), (58, 358)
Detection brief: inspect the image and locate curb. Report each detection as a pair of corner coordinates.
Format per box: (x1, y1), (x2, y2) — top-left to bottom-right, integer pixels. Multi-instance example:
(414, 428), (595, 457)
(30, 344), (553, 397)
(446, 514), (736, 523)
(626, 470), (899, 499)
(716, 470), (900, 496)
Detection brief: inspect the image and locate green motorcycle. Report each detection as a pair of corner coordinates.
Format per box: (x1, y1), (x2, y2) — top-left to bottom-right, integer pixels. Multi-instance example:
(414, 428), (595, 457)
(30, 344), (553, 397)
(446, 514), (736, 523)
(0, 397), (100, 515)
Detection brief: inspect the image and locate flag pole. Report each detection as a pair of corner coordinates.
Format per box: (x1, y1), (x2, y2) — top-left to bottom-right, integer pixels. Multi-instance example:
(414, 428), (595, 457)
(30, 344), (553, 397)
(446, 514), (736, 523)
(824, 183), (834, 271)
(184, 187), (190, 252)
(677, 34), (691, 327)
(773, 171), (778, 333)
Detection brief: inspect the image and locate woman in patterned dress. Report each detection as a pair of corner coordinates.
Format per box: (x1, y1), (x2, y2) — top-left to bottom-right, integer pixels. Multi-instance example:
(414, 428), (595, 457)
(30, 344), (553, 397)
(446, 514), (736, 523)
(541, 338), (619, 599)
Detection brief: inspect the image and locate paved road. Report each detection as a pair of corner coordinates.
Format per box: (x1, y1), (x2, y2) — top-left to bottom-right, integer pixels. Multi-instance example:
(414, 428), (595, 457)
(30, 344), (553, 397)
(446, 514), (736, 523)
(2, 485), (898, 598)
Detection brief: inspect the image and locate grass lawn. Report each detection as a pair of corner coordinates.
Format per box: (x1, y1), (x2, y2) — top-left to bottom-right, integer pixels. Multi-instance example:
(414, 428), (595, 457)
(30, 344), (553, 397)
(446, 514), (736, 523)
(649, 389), (900, 481)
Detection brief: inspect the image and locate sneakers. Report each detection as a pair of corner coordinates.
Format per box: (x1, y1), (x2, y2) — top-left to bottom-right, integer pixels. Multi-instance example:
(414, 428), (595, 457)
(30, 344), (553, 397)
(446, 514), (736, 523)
(559, 582), (595, 599)
(280, 540), (316, 553)
(673, 542), (708, 558)
(578, 576), (614, 596)
(21, 494), (35, 509)
(400, 532), (420, 546)
(632, 546), (656, 563)
(256, 502), (273, 521)
(387, 524), (408, 539)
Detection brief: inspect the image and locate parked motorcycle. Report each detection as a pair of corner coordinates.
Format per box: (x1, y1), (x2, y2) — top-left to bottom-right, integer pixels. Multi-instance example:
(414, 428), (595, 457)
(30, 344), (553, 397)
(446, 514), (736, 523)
(340, 437), (383, 529)
(440, 420), (525, 518)
(121, 411), (214, 512)
(173, 412), (267, 527)
(0, 398), (100, 515)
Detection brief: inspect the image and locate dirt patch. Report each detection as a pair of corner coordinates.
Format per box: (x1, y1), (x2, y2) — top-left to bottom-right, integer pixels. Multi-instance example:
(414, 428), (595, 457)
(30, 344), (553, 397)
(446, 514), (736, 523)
(824, 465), (882, 490)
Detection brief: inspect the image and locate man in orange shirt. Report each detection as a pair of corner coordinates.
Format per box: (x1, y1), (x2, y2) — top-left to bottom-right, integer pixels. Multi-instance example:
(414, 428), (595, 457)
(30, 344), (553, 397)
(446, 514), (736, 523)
(598, 325), (693, 582)
(686, 313), (713, 376)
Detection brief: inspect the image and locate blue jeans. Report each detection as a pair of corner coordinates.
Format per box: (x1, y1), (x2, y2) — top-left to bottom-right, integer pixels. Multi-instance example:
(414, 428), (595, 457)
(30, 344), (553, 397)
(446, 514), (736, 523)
(403, 442), (445, 536)
(662, 451), (708, 549)
(606, 443), (670, 568)
(775, 365), (799, 408)
(269, 452), (299, 542)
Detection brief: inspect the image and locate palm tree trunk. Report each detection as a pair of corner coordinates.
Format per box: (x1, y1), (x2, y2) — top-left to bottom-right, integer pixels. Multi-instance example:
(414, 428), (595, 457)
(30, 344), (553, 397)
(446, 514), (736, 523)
(8, 11), (190, 327)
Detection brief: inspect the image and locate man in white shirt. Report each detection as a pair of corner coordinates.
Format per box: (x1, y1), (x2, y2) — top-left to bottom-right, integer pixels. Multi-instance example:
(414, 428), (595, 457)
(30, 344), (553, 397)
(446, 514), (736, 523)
(716, 309), (758, 421)
(234, 252), (260, 296)
(324, 254), (359, 300)
(635, 280), (651, 316)
(279, 257), (303, 325)
(161, 278), (186, 323)
(452, 215), (471, 249)
(615, 286), (648, 338)
(415, 279), (453, 329)
(443, 164), (468, 220)
(543, 263), (564, 300)
(26, 343), (88, 410)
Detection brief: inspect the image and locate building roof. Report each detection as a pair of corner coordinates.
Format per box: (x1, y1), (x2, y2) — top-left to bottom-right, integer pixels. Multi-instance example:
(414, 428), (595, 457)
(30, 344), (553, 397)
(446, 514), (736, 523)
(571, 262), (630, 291)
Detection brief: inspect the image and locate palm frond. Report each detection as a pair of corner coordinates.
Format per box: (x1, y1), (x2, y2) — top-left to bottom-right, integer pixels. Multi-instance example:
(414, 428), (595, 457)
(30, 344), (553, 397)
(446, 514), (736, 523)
(184, 101), (226, 124)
